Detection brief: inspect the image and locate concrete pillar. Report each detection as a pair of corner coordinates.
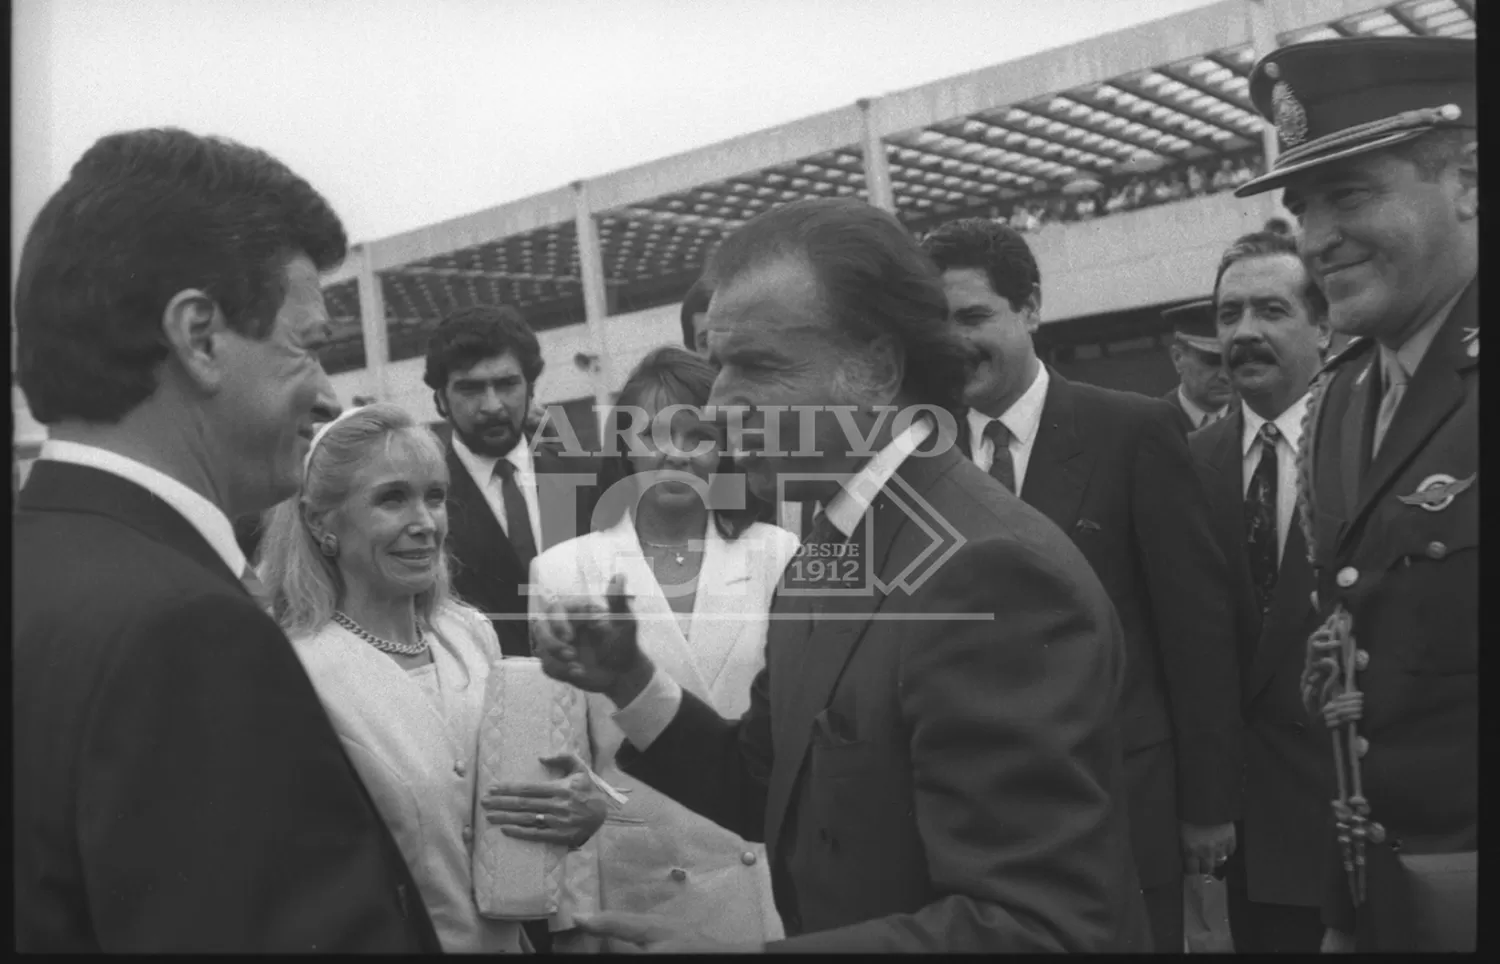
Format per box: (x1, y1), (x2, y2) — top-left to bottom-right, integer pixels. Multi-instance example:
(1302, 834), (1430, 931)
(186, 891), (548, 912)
(571, 180), (617, 414)
(1247, 0), (1281, 169)
(353, 244), (391, 401)
(857, 98), (896, 212)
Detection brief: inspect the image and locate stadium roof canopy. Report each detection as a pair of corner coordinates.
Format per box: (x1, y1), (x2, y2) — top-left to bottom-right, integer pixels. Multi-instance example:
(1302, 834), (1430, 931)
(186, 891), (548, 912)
(319, 0), (1474, 374)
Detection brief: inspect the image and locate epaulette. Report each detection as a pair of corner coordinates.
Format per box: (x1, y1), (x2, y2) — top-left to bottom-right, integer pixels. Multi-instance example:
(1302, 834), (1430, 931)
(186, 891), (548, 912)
(1315, 335), (1375, 376)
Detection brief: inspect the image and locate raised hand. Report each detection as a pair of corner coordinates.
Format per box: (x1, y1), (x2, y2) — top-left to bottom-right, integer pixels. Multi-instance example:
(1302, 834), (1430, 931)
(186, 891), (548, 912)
(532, 573), (654, 706)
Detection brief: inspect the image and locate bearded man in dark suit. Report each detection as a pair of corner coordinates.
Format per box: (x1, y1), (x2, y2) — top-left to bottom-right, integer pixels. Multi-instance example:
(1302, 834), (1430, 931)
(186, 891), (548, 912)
(531, 198), (1150, 952)
(12, 128), (439, 952)
(922, 218), (1243, 954)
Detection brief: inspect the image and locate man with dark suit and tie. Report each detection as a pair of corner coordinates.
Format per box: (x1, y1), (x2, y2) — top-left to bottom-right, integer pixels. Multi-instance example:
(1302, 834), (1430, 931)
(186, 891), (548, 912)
(12, 128), (440, 952)
(423, 305), (598, 664)
(1161, 299), (1234, 433)
(1188, 230), (1334, 953)
(532, 198), (1149, 951)
(1235, 36), (1477, 953)
(921, 218), (1242, 953)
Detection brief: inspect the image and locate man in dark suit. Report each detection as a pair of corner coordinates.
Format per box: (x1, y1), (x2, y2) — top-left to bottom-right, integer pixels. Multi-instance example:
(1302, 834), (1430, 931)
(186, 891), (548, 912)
(1188, 229), (1334, 953)
(921, 218), (1242, 953)
(423, 305), (598, 663)
(12, 128), (439, 952)
(1161, 299), (1234, 433)
(533, 198), (1149, 951)
(1235, 36), (1477, 953)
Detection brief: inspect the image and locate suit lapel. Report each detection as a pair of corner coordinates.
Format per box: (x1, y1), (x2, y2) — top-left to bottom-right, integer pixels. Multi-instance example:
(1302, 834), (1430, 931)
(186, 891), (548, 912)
(1019, 371), (1090, 532)
(1347, 285), (1477, 543)
(688, 523), (755, 696)
(1336, 357), (1377, 531)
(764, 447), (960, 854)
(442, 431), (524, 585)
(1206, 409), (1263, 661)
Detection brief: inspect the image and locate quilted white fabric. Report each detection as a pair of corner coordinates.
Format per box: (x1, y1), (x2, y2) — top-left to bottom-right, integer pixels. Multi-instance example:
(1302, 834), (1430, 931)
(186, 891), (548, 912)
(473, 657), (590, 920)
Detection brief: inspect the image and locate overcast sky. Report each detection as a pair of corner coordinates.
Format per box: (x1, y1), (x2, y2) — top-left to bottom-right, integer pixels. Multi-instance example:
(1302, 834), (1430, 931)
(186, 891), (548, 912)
(14, 0), (1223, 260)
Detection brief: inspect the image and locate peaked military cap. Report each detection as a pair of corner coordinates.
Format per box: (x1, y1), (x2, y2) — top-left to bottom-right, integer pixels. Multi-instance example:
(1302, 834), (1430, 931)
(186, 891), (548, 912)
(1163, 298), (1219, 355)
(1236, 36), (1475, 197)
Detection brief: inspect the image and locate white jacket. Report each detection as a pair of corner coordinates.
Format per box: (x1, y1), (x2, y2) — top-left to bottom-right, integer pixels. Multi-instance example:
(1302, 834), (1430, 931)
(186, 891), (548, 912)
(532, 515), (799, 945)
(291, 604), (525, 953)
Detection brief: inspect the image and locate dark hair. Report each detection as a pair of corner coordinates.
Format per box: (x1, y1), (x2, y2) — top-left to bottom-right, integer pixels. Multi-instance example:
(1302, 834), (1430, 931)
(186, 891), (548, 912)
(593, 346), (771, 539)
(705, 198), (971, 411)
(1213, 230), (1328, 320)
(423, 304), (544, 393)
(14, 127), (347, 424)
(918, 217), (1040, 313)
(679, 276), (714, 350)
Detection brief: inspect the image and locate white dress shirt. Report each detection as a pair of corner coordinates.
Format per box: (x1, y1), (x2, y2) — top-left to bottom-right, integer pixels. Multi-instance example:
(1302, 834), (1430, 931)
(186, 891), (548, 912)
(612, 417), (935, 749)
(1178, 386), (1226, 430)
(38, 439), (246, 577)
(965, 363), (1050, 492)
(450, 432), (542, 547)
(1240, 394), (1308, 563)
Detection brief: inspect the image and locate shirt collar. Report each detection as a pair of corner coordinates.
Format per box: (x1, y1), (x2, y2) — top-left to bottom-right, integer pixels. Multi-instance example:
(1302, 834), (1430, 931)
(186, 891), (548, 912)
(969, 363), (1049, 446)
(451, 430), (534, 482)
(1176, 386), (1220, 428)
(39, 439), (246, 576)
(1382, 283), (1469, 383)
(822, 417), (934, 538)
(1240, 392), (1309, 458)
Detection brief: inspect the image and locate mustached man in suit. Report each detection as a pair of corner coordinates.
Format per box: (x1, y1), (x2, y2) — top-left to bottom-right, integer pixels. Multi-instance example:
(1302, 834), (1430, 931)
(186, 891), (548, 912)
(921, 218), (1243, 954)
(1188, 230), (1334, 953)
(423, 306), (598, 666)
(533, 198), (1150, 952)
(1162, 299), (1235, 433)
(12, 128), (440, 952)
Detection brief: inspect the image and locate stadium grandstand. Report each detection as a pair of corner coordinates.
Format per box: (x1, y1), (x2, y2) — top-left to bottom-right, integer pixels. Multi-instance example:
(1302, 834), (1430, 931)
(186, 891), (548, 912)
(12, 0), (1476, 484)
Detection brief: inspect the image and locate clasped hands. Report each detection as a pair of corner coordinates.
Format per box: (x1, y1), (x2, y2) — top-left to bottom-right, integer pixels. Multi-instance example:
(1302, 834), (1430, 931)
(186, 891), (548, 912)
(479, 751), (606, 850)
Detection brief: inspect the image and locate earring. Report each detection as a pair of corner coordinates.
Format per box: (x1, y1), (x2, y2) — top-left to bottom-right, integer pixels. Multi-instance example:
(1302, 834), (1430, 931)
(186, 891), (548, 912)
(320, 533), (340, 558)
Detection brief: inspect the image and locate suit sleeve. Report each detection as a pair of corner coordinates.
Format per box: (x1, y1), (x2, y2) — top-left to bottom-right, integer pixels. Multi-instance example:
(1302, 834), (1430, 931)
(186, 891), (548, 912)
(778, 536), (1142, 952)
(615, 661), (774, 843)
(1133, 404), (1244, 825)
(77, 594), (426, 952)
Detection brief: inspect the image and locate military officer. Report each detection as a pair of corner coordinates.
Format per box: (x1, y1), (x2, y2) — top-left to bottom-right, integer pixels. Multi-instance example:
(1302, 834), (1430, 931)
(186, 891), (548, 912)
(1161, 299), (1234, 433)
(1235, 35), (1476, 953)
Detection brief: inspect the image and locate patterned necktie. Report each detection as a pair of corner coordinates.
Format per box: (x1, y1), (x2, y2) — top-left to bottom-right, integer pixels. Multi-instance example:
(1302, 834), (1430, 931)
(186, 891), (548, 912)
(982, 419), (1016, 493)
(1245, 422), (1280, 615)
(240, 564), (272, 614)
(1371, 356), (1408, 459)
(493, 460), (538, 569)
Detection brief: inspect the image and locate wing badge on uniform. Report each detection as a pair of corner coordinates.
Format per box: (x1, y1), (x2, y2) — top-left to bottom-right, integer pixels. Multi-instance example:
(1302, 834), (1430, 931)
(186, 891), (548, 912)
(1397, 473), (1476, 512)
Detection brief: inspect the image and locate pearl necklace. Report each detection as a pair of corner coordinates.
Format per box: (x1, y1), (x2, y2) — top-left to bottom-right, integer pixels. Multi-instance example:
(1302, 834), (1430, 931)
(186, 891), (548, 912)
(332, 610), (430, 657)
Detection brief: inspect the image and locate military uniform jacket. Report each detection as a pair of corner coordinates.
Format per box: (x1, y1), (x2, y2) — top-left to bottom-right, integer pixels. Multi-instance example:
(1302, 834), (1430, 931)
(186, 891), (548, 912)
(1301, 281), (1478, 933)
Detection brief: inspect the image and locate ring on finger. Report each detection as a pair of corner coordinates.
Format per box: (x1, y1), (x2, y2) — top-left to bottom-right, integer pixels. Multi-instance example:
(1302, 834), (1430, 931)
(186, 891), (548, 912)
(533, 812), (548, 827)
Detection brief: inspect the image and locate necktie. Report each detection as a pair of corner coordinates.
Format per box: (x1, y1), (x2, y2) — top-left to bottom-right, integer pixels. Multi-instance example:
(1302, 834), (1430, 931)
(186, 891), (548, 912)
(241, 564), (272, 614)
(982, 419), (1016, 493)
(1245, 422), (1280, 615)
(1371, 357), (1408, 459)
(493, 460), (538, 569)
(1201, 408), (1225, 428)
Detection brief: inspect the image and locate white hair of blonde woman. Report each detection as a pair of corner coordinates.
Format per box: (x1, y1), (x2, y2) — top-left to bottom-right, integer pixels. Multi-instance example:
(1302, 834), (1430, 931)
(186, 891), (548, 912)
(257, 402), (457, 640)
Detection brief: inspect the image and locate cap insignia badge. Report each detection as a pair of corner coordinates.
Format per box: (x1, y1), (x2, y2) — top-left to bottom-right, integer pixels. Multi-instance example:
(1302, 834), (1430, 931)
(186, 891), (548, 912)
(1398, 473), (1476, 513)
(1272, 81), (1308, 148)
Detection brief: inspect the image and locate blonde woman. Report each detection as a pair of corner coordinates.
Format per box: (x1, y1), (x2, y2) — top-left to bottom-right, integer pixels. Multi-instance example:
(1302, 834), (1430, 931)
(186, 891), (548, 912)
(257, 403), (605, 953)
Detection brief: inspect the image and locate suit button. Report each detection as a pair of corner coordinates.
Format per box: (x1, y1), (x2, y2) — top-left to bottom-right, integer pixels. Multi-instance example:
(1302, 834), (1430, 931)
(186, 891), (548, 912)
(1336, 567), (1359, 588)
(1427, 541), (1448, 560)
(1369, 822), (1386, 844)
(741, 851), (757, 866)
(462, 825), (474, 845)
(670, 868), (687, 882)
(1356, 737), (1369, 758)
(454, 761), (467, 777)
(1355, 649), (1370, 671)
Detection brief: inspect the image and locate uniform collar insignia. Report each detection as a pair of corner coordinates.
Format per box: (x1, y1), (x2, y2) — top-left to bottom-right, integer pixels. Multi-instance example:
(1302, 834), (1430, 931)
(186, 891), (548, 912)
(1397, 473), (1476, 512)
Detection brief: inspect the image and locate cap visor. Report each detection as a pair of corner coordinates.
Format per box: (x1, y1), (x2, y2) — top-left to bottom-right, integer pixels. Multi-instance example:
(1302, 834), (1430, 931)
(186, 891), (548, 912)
(1234, 128), (1427, 197)
(1176, 334), (1222, 354)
